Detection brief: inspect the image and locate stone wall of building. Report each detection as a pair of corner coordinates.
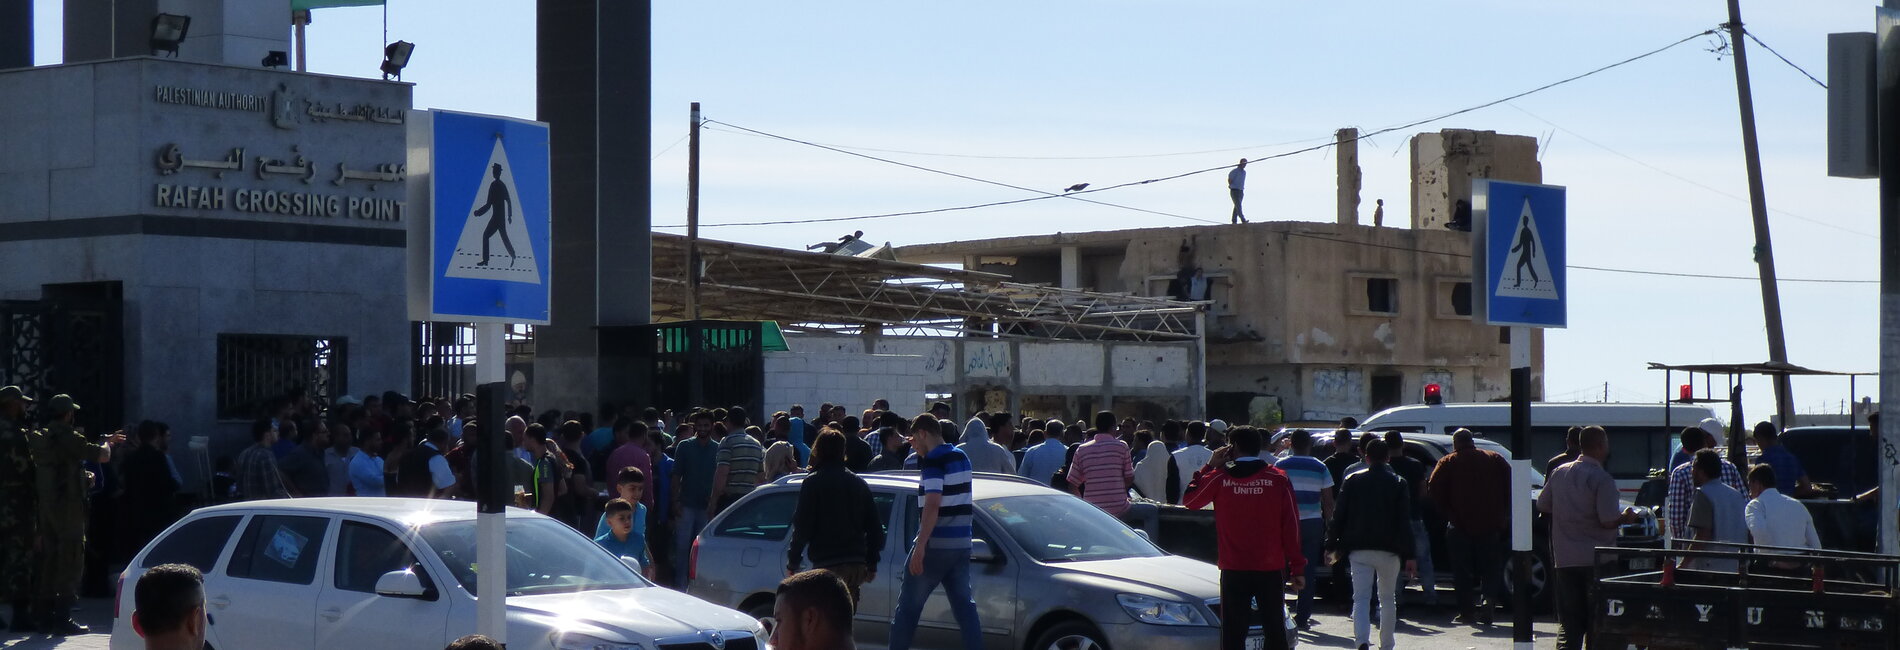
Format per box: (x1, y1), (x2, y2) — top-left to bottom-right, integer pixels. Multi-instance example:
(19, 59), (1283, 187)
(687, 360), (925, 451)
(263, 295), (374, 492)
(1409, 129), (1542, 231)
(0, 57), (412, 485)
(784, 334), (1202, 423)
(762, 351), (927, 417)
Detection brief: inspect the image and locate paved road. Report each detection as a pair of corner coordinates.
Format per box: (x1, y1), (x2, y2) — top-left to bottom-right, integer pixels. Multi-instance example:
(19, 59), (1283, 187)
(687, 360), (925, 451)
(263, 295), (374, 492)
(0, 597), (1560, 649)
(0, 600), (114, 650)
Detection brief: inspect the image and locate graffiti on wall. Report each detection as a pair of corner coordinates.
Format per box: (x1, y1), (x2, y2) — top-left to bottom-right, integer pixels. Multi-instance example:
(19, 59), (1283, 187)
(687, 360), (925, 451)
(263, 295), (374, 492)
(1304, 367), (1366, 420)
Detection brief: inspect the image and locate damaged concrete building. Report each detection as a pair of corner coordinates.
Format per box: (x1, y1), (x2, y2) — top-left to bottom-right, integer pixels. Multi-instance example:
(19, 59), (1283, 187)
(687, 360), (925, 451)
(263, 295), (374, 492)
(895, 129), (1546, 425)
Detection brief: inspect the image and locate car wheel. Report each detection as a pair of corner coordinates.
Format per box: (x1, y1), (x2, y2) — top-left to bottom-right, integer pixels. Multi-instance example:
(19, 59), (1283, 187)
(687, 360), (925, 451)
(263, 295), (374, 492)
(1502, 552), (1549, 605)
(1033, 620), (1109, 650)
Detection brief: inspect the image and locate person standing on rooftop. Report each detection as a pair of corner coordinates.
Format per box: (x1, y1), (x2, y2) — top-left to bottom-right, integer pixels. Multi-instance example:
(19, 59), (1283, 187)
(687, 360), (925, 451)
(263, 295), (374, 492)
(1227, 159), (1249, 224)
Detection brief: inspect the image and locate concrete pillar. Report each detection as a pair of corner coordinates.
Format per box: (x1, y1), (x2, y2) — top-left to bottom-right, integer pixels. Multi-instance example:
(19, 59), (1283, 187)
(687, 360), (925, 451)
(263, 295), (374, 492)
(70, 0), (290, 66)
(1059, 245), (1080, 289)
(1, 0), (30, 70)
(537, 0), (653, 412)
(1336, 128), (1361, 226)
(1006, 341), (1022, 422)
(1409, 129), (1542, 230)
(63, 0), (156, 63)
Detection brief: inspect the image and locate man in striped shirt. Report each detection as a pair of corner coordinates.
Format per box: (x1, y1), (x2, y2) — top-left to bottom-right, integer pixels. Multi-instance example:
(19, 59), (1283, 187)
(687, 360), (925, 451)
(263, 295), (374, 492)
(1067, 411), (1135, 516)
(889, 414), (982, 650)
(1069, 411), (1161, 537)
(707, 424), (765, 515)
(1274, 429), (1334, 628)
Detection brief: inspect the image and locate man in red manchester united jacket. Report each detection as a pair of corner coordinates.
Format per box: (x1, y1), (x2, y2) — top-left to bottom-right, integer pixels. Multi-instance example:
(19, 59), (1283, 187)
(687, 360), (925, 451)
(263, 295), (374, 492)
(1184, 425), (1305, 650)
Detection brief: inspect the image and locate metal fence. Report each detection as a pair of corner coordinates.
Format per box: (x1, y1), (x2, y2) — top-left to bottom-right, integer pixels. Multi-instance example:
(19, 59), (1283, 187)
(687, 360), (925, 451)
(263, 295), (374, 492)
(214, 334), (346, 420)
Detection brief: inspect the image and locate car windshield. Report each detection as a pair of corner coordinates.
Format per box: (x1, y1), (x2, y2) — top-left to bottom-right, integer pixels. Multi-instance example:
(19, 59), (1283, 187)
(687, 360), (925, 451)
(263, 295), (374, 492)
(420, 518), (648, 596)
(982, 496), (1163, 563)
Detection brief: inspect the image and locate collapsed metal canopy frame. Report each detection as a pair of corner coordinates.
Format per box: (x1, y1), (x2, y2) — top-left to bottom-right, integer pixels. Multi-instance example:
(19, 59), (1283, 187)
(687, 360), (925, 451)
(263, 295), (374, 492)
(651, 233), (1205, 342)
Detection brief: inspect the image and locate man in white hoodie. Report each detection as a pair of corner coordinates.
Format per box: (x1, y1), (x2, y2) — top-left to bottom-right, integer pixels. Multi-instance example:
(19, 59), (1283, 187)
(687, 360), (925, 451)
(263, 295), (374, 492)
(958, 413), (1016, 475)
(1172, 421), (1215, 499)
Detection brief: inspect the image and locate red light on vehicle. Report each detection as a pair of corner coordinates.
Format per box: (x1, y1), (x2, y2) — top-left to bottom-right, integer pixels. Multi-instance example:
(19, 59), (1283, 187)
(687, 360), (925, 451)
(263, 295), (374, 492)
(1423, 383), (1443, 405)
(1679, 384), (1693, 402)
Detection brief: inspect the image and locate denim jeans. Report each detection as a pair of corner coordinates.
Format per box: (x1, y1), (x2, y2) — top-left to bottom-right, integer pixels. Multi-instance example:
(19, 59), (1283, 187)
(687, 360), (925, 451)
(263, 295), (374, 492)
(673, 505), (711, 589)
(1350, 550), (1401, 650)
(1409, 518), (1436, 598)
(1295, 518), (1325, 619)
(889, 547), (982, 650)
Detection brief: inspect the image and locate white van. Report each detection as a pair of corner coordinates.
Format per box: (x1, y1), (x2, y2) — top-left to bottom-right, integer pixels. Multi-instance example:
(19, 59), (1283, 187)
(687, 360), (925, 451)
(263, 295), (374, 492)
(1358, 402), (1722, 494)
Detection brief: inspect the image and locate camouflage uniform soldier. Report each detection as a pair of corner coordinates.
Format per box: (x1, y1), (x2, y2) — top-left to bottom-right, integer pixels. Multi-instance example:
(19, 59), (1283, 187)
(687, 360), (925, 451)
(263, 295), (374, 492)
(29, 394), (120, 635)
(0, 386), (38, 632)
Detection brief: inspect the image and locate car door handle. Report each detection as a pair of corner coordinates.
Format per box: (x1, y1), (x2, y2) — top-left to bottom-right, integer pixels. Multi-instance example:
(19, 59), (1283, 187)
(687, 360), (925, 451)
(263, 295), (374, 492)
(321, 607), (342, 622)
(209, 596), (231, 610)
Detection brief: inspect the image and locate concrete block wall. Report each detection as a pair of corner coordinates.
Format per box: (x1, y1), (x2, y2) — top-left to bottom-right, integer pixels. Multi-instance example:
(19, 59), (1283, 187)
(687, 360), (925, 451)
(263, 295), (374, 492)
(762, 351), (928, 415)
(0, 59), (411, 494)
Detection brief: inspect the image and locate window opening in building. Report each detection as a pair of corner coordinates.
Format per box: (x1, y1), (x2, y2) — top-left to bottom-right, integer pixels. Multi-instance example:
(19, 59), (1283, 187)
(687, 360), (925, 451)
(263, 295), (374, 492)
(217, 334), (348, 420)
(1364, 278), (1397, 314)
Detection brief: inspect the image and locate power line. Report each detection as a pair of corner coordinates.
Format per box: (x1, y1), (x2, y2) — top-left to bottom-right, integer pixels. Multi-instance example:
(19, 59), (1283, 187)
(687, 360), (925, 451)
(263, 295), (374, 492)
(1275, 231), (1876, 284)
(1742, 28), (1827, 89)
(652, 131), (691, 161)
(1569, 264), (1873, 284)
(661, 28), (1717, 230)
(700, 120), (1220, 224)
(703, 127), (1340, 161)
(1504, 103), (1873, 239)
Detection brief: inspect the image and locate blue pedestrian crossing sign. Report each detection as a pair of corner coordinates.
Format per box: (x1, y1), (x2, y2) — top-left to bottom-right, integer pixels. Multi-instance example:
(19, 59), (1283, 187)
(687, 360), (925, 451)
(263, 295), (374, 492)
(1472, 179), (1565, 328)
(409, 110), (552, 324)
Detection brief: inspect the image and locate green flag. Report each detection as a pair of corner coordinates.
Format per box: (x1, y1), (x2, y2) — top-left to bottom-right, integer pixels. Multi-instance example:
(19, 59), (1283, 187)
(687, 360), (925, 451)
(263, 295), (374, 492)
(291, 0), (385, 11)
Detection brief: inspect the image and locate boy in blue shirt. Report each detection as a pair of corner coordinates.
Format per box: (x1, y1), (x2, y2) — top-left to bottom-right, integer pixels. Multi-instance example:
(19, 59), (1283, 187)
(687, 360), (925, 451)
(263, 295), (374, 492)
(595, 479), (651, 577)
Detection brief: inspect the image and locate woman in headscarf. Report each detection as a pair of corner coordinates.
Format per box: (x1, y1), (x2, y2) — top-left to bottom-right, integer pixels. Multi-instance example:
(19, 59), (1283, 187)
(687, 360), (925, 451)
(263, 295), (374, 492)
(1134, 438), (1175, 503)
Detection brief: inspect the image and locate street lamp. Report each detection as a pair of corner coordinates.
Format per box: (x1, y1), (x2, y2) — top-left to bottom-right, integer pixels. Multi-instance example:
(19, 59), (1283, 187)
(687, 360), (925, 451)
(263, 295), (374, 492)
(150, 13), (190, 57)
(380, 41), (415, 80)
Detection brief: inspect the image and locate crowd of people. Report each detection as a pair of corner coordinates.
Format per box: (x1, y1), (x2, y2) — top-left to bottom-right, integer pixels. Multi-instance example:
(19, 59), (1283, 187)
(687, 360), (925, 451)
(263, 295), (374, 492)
(0, 386), (128, 635)
(1539, 421), (1835, 650)
(5, 378), (1865, 650)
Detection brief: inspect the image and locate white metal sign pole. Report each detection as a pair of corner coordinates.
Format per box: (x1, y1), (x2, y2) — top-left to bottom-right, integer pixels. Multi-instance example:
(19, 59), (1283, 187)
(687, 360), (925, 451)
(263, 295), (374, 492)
(476, 322), (507, 642)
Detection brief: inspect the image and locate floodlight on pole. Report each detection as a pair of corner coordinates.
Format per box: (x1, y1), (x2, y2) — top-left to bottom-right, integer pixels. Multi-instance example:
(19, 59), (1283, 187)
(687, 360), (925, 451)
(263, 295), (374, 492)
(150, 13), (190, 57)
(381, 41), (415, 81)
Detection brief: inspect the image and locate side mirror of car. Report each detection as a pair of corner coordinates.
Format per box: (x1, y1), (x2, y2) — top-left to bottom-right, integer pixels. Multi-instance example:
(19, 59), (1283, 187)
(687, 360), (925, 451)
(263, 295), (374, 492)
(619, 556), (643, 573)
(1133, 529), (1153, 543)
(374, 569), (434, 600)
(971, 539), (1000, 564)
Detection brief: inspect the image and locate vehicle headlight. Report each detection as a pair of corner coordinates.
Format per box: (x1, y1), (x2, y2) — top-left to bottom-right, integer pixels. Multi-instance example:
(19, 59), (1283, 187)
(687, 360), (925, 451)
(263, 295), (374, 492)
(555, 635), (643, 650)
(1116, 593), (1209, 626)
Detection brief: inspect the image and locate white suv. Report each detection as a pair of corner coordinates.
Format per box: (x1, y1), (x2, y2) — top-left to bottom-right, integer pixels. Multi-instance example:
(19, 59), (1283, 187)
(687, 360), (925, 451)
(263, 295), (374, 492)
(109, 498), (764, 650)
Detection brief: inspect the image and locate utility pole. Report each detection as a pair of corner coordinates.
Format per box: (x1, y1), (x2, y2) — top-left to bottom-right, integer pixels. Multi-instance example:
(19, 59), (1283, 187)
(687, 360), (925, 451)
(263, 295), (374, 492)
(686, 101), (702, 320)
(1724, 0), (1795, 426)
(1877, 3), (1900, 556)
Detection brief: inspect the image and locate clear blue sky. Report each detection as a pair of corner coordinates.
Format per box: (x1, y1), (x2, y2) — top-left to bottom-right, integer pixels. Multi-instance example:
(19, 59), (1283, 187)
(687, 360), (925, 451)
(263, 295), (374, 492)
(32, 1), (1883, 420)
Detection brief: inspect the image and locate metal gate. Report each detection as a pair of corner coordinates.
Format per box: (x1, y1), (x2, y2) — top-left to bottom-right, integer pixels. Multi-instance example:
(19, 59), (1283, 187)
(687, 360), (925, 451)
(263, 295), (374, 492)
(0, 295), (124, 434)
(637, 321), (764, 419)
